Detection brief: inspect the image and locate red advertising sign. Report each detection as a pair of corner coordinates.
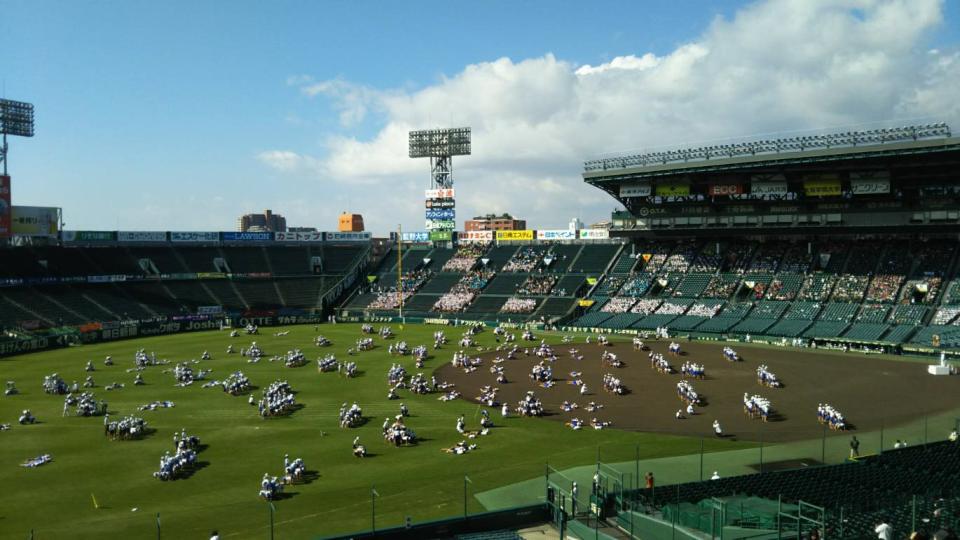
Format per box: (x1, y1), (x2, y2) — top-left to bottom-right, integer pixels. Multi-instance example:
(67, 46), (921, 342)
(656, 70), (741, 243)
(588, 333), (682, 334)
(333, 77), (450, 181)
(0, 176), (11, 239)
(708, 183), (744, 196)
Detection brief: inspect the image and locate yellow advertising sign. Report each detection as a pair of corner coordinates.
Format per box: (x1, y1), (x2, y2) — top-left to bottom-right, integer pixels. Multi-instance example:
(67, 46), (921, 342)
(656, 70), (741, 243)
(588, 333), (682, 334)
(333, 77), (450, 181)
(655, 183), (690, 197)
(496, 230), (534, 241)
(586, 277), (598, 285)
(10, 206), (59, 237)
(578, 299), (595, 307)
(641, 253), (652, 262)
(803, 179), (841, 197)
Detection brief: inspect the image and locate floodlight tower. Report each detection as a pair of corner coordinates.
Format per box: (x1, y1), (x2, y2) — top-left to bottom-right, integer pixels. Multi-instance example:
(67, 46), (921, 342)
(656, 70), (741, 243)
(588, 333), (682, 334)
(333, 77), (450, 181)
(409, 127), (471, 243)
(0, 99), (36, 176)
(409, 127), (471, 189)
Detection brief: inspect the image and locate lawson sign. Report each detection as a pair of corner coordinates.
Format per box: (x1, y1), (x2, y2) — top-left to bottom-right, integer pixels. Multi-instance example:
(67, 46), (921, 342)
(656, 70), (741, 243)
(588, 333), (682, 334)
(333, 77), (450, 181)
(221, 232), (274, 242)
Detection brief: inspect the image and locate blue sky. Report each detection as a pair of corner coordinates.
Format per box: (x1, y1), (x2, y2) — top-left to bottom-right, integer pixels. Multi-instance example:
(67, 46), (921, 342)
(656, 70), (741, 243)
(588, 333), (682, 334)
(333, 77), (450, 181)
(3, 0), (959, 234)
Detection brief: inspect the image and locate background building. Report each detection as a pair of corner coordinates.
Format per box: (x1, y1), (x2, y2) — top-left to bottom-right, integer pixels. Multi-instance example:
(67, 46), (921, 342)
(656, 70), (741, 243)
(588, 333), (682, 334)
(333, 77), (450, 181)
(236, 209), (286, 232)
(338, 212), (365, 232)
(464, 213), (526, 231)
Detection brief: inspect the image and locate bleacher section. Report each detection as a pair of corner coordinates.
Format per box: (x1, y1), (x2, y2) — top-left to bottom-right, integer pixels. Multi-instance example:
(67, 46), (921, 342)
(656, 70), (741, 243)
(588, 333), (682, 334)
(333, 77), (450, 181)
(0, 243), (369, 329)
(555, 237), (960, 348)
(636, 441), (960, 540)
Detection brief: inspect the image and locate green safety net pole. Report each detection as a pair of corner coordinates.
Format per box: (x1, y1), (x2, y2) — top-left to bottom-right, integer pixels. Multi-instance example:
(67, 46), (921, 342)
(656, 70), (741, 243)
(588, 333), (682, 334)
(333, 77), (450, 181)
(822, 423), (827, 463)
(269, 503), (275, 540)
(156, 513), (161, 540)
(635, 444), (640, 505)
(464, 474), (472, 520)
(880, 420), (884, 454)
(912, 495), (917, 534)
(545, 462), (550, 503)
(778, 494), (782, 535)
(371, 485), (377, 534)
(673, 483), (679, 540)
(760, 427), (764, 474)
(711, 506), (716, 540)
(700, 438), (704, 481)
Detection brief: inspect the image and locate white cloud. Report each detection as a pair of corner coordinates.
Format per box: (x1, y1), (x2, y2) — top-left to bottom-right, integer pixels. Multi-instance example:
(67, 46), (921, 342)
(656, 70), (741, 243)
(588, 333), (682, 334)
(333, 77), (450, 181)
(256, 150), (318, 173)
(261, 0), (958, 235)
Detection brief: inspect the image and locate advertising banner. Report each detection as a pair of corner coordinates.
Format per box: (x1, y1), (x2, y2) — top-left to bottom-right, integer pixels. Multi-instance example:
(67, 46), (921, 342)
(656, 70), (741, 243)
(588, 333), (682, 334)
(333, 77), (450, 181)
(221, 231), (273, 242)
(619, 183), (651, 198)
(429, 230), (453, 242)
(118, 231), (168, 243)
(425, 208), (456, 220)
(578, 229), (610, 240)
(197, 272), (227, 279)
(459, 230), (493, 243)
(197, 306), (223, 315)
(10, 206), (59, 237)
(850, 172), (891, 195)
(655, 183), (690, 197)
(496, 230), (534, 241)
(170, 231), (219, 243)
(537, 229), (576, 240)
(274, 231), (324, 242)
(708, 183), (744, 196)
(424, 188), (455, 199)
(401, 231), (430, 243)
(751, 181), (788, 196)
(0, 175), (11, 239)
(324, 231), (372, 242)
(62, 230), (117, 243)
(425, 199), (456, 209)
(425, 219), (456, 230)
(87, 275), (127, 283)
(803, 176), (842, 197)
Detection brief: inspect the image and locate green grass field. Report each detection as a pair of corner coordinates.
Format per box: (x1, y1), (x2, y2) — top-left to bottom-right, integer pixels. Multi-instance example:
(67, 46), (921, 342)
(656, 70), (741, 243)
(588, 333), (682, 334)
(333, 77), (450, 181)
(0, 323), (753, 539)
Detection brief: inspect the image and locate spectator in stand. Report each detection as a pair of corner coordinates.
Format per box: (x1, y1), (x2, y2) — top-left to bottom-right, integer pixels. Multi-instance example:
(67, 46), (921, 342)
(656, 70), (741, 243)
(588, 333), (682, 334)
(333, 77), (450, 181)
(601, 297), (635, 313)
(702, 275), (739, 299)
(631, 299), (661, 315)
(501, 297), (537, 314)
(367, 268), (433, 309)
(687, 302), (721, 317)
(518, 274), (557, 296)
(865, 275), (905, 303)
(502, 247), (545, 272)
(620, 274), (653, 297)
(432, 268), (496, 312)
(443, 243), (490, 272)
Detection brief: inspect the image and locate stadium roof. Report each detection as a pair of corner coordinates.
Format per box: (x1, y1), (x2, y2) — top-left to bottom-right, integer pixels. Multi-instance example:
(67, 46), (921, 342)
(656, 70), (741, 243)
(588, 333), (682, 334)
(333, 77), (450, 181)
(583, 126), (960, 184)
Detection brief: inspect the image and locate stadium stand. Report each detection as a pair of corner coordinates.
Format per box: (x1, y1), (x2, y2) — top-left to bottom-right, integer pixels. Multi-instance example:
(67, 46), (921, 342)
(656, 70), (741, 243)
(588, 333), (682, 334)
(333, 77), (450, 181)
(633, 441), (960, 540)
(0, 242), (369, 331)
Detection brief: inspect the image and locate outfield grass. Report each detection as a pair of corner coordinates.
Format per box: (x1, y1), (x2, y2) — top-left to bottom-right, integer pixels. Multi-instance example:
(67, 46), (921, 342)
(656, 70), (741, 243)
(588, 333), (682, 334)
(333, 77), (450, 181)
(0, 324), (752, 539)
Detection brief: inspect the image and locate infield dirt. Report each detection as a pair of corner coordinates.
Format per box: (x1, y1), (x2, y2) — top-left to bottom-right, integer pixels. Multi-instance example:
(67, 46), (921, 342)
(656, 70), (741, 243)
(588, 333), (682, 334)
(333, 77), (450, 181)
(437, 338), (960, 442)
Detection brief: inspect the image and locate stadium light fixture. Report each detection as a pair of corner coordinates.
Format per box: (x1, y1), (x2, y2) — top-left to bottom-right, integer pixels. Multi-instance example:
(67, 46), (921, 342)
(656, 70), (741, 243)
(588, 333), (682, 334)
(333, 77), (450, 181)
(409, 127), (471, 189)
(0, 98), (35, 175)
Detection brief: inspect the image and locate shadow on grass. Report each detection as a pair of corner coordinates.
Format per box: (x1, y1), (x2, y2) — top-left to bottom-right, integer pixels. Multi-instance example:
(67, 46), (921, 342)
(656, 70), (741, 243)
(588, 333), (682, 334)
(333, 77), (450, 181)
(176, 460), (211, 480)
(298, 470), (320, 485)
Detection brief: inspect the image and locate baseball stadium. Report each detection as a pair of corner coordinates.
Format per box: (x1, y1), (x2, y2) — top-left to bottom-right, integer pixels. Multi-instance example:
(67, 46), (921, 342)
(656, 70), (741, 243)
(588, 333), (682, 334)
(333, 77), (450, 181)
(2, 86), (960, 540)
